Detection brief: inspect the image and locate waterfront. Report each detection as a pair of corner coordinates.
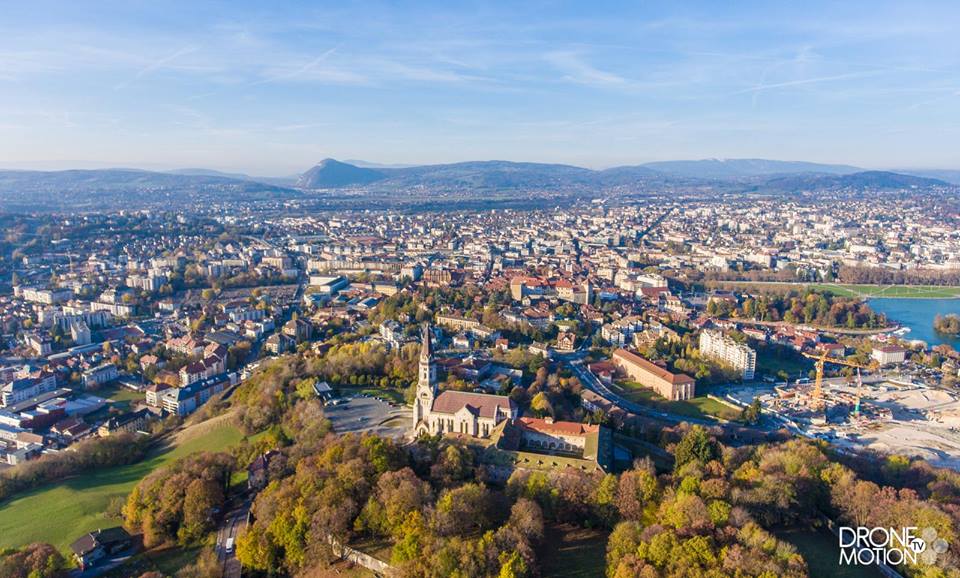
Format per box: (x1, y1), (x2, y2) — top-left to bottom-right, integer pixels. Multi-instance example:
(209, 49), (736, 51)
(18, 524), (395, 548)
(868, 298), (960, 348)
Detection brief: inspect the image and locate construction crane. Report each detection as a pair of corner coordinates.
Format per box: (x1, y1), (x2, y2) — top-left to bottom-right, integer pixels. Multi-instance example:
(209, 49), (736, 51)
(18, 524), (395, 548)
(801, 350), (870, 412)
(853, 368), (864, 419)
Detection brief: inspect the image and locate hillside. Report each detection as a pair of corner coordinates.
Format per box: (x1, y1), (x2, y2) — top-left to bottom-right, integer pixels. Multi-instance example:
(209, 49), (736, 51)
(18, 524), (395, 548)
(296, 158), (386, 188)
(640, 158), (861, 178)
(0, 159), (955, 212)
(0, 169), (298, 211)
(757, 170), (950, 192)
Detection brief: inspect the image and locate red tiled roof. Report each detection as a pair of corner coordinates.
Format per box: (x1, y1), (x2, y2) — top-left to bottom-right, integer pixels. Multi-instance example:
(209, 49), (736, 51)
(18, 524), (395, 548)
(431, 390), (515, 418)
(517, 417), (598, 436)
(612, 349), (695, 385)
(876, 345), (907, 353)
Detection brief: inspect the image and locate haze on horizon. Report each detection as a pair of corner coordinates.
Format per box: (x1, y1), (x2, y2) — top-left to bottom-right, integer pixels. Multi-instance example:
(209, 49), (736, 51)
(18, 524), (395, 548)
(1, 0), (958, 176)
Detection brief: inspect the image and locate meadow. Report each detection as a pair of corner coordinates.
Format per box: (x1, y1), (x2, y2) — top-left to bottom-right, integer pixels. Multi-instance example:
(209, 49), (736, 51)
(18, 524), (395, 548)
(0, 417), (245, 554)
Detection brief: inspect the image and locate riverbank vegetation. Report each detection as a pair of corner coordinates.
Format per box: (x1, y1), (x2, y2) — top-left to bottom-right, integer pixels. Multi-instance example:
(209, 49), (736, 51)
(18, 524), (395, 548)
(935, 314), (960, 336)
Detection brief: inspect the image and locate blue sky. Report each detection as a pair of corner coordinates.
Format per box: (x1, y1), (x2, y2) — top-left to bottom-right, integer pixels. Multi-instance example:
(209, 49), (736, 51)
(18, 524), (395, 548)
(1, 1), (958, 175)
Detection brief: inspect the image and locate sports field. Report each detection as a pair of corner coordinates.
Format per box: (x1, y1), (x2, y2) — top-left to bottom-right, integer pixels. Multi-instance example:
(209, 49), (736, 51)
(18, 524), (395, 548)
(0, 418), (245, 554)
(809, 283), (960, 299)
(713, 281), (960, 299)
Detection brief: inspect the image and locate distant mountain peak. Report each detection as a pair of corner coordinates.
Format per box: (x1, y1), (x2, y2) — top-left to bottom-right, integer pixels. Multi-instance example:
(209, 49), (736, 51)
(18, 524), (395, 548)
(297, 159), (386, 189)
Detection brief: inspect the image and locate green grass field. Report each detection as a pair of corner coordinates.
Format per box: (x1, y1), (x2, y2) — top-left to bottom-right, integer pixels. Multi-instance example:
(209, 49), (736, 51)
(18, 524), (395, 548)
(755, 346), (812, 378)
(101, 545), (202, 578)
(614, 382), (742, 421)
(714, 281), (960, 299)
(337, 386), (407, 405)
(92, 382), (146, 404)
(540, 524), (608, 578)
(810, 283), (960, 299)
(0, 419), (245, 554)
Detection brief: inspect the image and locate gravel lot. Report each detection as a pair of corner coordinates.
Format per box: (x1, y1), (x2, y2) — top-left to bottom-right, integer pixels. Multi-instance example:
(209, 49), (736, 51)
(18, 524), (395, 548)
(325, 396), (411, 439)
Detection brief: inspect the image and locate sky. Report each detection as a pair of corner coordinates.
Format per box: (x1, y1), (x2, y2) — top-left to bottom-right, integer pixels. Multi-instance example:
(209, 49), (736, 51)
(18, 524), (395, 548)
(1, 0), (958, 175)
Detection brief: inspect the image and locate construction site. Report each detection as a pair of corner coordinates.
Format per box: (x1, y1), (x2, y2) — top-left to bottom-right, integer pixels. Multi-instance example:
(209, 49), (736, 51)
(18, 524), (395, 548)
(730, 351), (960, 470)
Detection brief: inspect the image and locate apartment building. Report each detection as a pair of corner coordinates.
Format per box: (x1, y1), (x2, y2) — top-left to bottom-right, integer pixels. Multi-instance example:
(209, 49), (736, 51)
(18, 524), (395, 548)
(698, 329), (757, 380)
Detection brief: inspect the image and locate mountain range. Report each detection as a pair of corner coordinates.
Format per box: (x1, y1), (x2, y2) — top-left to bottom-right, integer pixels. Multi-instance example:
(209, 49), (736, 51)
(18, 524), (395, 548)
(0, 158), (954, 212)
(294, 158), (952, 191)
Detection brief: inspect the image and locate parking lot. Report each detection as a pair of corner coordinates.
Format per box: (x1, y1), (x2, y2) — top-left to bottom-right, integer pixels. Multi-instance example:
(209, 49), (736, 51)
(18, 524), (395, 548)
(324, 396), (411, 439)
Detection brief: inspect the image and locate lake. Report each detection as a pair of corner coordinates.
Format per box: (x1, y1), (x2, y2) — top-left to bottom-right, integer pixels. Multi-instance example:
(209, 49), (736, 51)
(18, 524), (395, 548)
(867, 298), (960, 348)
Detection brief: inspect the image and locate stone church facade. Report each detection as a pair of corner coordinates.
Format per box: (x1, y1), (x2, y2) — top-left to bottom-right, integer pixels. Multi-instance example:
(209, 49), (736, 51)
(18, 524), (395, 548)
(412, 324), (517, 438)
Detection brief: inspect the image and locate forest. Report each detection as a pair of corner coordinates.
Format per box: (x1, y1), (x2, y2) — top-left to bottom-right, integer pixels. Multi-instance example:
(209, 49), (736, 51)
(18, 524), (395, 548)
(706, 289), (888, 329)
(5, 342), (960, 578)
(207, 354), (960, 577)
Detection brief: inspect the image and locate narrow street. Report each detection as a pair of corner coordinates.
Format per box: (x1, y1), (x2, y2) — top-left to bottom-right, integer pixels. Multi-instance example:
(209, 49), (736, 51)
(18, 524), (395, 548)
(216, 498), (252, 578)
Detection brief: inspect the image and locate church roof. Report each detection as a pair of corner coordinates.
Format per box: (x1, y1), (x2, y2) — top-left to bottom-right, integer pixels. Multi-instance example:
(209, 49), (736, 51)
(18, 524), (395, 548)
(431, 390), (515, 419)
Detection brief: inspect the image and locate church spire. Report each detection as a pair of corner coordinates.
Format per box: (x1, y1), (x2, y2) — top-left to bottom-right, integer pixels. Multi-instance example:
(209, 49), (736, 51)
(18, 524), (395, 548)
(418, 323), (437, 390)
(420, 323), (433, 362)
(414, 322), (437, 431)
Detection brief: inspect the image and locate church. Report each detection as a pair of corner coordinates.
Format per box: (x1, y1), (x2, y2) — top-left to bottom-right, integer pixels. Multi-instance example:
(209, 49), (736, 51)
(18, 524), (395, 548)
(412, 324), (517, 438)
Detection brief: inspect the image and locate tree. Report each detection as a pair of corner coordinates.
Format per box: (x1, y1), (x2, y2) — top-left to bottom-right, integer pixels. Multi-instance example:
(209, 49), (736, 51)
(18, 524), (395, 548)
(433, 483), (494, 536)
(530, 392), (553, 417)
(674, 426), (720, 470)
(739, 398), (762, 425)
(617, 464), (659, 521)
(0, 543), (67, 578)
(174, 547), (222, 578)
(391, 511), (427, 565)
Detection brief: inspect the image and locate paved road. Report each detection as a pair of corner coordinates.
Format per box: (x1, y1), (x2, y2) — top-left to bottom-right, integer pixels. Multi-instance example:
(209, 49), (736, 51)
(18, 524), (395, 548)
(568, 361), (716, 427)
(216, 498), (251, 578)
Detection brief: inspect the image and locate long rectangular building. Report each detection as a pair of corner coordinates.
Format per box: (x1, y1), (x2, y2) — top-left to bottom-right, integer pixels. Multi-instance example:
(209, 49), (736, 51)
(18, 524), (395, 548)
(612, 348), (695, 401)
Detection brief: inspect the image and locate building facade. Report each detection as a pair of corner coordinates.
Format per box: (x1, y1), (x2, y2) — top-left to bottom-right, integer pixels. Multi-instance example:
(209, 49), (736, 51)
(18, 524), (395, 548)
(612, 348), (695, 401)
(412, 324), (517, 438)
(698, 329), (757, 380)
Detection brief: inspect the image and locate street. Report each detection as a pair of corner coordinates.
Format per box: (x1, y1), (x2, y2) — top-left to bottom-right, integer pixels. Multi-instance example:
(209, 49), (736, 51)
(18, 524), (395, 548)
(216, 498), (251, 578)
(568, 360), (717, 427)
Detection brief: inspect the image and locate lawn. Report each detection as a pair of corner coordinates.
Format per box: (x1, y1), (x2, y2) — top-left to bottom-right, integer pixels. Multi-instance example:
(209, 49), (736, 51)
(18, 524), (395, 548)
(810, 283), (960, 299)
(337, 386), (407, 405)
(101, 545), (201, 578)
(80, 383), (146, 424)
(0, 419), (246, 554)
(755, 344), (812, 378)
(713, 280), (960, 299)
(92, 382), (146, 404)
(351, 535), (394, 562)
(614, 382), (742, 421)
(540, 524), (608, 578)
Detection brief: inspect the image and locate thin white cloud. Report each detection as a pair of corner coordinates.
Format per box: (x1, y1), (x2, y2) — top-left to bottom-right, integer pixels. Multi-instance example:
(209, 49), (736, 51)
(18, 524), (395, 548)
(252, 46), (368, 86)
(544, 51), (627, 86)
(733, 71), (884, 95)
(114, 45), (198, 90)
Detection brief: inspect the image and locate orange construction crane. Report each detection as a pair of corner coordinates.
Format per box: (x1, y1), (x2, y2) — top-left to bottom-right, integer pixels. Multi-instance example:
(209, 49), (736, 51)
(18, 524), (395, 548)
(801, 350), (870, 411)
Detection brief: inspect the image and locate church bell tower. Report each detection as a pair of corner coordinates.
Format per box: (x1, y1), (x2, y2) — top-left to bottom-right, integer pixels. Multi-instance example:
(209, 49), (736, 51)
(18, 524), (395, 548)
(413, 323), (437, 430)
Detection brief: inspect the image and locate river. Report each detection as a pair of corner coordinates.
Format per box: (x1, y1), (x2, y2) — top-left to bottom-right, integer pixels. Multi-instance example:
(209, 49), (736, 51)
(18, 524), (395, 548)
(867, 298), (960, 348)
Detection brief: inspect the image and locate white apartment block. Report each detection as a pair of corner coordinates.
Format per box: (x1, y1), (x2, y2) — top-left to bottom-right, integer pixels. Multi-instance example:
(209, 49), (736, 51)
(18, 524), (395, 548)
(699, 329), (756, 380)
